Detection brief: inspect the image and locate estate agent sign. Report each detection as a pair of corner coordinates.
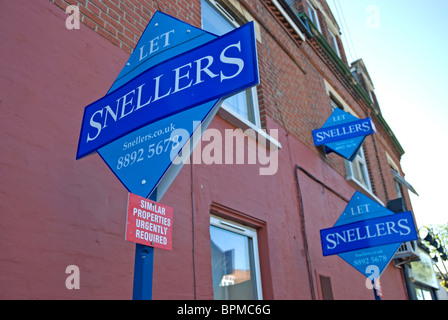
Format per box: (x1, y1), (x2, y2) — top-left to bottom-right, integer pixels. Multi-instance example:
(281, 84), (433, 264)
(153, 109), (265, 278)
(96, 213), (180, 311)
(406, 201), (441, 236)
(77, 12), (259, 200)
(76, 11), (260, 300)
(312, 108), (375, 161)
(320, 191), (418, 280)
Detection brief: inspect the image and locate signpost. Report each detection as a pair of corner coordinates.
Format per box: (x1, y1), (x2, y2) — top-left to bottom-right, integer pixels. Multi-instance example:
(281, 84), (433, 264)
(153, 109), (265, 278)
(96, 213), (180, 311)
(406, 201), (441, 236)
(312, 108), (375, 161)
(320, 191), (418, 299)
(76, 11), (260, 299)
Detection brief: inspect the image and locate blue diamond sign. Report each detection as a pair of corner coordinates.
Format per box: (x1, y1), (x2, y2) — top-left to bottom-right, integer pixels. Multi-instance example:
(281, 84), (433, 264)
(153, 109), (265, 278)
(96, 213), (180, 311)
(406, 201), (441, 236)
(76, 12), (259, 200)
(320, 191), (418, 279)
(312, 108), (376, 161)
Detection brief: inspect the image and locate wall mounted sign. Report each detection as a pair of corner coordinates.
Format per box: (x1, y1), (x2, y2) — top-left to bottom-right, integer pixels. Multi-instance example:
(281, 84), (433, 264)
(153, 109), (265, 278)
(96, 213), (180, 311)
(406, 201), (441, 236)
(410, 248), (439, 289)
(76, 17), (258, 159)
(321, 211), (417, 256)
(312, 108), (376, 161)
(76, 12), (260, 200)
(320, 191), (418, 279)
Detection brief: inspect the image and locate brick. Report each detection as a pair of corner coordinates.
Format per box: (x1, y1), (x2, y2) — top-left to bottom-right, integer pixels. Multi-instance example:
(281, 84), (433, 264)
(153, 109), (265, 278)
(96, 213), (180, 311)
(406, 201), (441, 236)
(52, 0), (69, 11)
(101, 11), (124, 34)
(82, 15), (97, 31)
(90, 0), (108, 14)
(78, 4), (105, 28)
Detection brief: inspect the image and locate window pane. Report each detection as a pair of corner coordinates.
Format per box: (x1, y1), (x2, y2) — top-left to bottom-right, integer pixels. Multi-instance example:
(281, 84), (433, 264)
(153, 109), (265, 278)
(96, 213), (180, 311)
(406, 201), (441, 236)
(224, 89), (257, 124)
(210, 225), (258, 300)
(394, 180), (402, 198)
(224, 92), (249, 119)
(202, 0), (234, 36)
(201, 0), (259, 126)
(415, 288), (424, 300)
(415, 287), (433, 300)
(328, 30), (341, 57)
(345, 146), (372, 192)
(307, 0), (321, 31)
(330, 98), (340, 111)
(422, 288), (433, 300)
(353, 159), (367, 186)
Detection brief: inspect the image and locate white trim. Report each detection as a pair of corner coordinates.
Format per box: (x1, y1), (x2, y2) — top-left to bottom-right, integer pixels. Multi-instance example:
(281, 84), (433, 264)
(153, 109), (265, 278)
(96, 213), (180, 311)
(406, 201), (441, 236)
(346, 175), (385, 206)
(323, 79), (357, 116)
(345, 146), (384, 206)
(228, 0), (262, 43)
(210, 215), (263, 300)
(219, 86), (261, 130)
(308, 0), (339, 35)
(218, 105), (282, 151)
(346, 147), (371, 186)
(203, 0), (269, 143)
(385, 152), (400, 174)
(208, 0), (238, 27)
(271, 0), (306, 41)
(328, 28), (341, 58)
(306, 0), (321, 32)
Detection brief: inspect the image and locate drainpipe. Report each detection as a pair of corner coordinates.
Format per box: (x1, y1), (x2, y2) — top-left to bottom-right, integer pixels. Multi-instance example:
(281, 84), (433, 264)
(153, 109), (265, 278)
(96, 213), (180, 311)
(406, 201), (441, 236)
(294, 166), (317, 300)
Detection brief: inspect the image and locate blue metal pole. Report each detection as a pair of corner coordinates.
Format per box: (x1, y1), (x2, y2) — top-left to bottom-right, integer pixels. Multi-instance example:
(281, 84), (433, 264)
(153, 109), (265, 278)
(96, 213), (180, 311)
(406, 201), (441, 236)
(372, 280), (381, 300)
(132, 191), (157, 300)
(133, 244), (154, 300)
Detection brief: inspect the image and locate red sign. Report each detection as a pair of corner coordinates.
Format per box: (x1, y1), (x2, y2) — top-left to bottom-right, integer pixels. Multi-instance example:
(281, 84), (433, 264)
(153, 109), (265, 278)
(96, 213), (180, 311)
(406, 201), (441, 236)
(126, 192), (173, 251)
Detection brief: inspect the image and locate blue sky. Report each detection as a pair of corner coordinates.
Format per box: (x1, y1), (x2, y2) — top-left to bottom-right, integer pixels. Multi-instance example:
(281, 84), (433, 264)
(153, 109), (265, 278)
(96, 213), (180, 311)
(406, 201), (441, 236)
(327, 0), (448, 228)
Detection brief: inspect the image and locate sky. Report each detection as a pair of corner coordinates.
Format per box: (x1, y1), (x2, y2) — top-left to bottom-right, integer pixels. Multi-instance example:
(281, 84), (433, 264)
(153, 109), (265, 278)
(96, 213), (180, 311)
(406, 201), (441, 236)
(327, 0), (448, 229)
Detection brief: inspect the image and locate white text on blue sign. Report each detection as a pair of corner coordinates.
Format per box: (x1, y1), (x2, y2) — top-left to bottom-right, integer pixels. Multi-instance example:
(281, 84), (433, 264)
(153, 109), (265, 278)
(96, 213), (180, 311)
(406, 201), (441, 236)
(312, 118), (375, 146)
(77, 22), (258, 159)
(320, 211), (418, 256)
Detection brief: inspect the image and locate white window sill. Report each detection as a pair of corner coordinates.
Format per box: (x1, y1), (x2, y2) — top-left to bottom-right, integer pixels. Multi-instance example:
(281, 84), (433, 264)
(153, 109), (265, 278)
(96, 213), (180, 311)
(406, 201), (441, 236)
(218, 105), (282, 151)
(346, 175), (385, 206)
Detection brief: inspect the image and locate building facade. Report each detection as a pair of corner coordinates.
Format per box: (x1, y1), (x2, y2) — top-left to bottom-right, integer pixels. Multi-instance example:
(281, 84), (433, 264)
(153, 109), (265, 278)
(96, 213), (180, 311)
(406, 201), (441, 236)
(0, 0), (422, 299)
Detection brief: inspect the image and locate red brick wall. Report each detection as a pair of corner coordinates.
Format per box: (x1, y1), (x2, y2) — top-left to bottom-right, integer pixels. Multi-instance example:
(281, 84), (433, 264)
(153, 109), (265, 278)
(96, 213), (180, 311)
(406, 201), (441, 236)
(50, 0), (202, 53)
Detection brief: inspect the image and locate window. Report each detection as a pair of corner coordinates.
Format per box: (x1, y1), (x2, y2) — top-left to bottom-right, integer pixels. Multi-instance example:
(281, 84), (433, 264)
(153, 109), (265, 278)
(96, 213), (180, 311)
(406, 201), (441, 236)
(210, 216), (263, 300)
(307, 0), (321, 32)
(330, 97), (342, 111)
(328, 28), (341, 58)
(345, 146), (372, 192)
(415, 286), (434, 300)
(324, 81), (378, 200)
(394, 177), (403, 198)
(201, 0), (261, 127)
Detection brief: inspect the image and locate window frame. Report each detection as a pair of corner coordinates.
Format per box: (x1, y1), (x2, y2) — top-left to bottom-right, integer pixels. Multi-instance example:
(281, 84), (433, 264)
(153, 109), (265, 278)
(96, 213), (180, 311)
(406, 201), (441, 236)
(327, 28), (341, 58)
(324, 79), (383, 204)
(307, 0), (321, 32)
(210, 215), (263, 300)
(345, 146), (372, 191)
(201, 0), (262, 128)
(394, 178), (403, 198)
(415, 285), (434, 300)
(345, 145), (385, 205)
